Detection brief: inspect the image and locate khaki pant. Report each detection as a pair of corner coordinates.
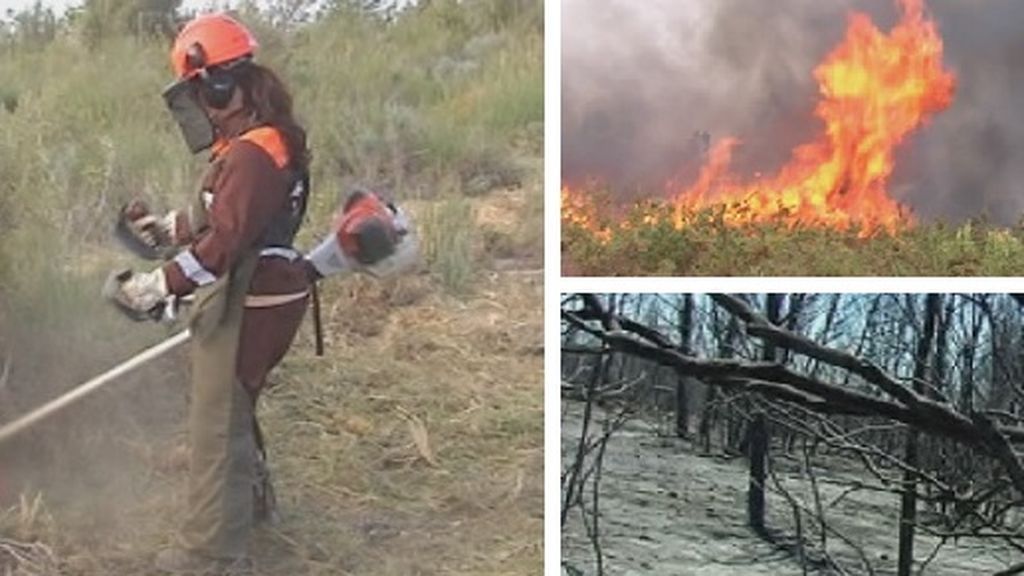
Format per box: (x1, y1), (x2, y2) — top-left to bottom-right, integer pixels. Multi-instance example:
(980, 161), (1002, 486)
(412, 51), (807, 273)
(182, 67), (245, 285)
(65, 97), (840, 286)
(178, 255), (258, 559)
(177, 253), (310, 559)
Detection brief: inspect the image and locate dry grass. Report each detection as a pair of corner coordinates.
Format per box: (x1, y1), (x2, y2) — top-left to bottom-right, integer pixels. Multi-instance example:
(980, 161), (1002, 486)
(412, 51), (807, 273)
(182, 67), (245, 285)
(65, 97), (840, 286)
(0, 494), (61, 575)
(258, 265), (543, 575)
(0, 538), (60, 576)
(0, 191), (543, 576)
(0, 2), (543, 572)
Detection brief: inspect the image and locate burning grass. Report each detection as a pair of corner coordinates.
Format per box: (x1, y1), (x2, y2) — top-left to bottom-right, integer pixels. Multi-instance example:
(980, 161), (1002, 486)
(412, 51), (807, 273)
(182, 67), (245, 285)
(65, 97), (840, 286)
(560, 0), (998, 274)
(562, 202), (1024, 276)
(657, 0), (954, 236)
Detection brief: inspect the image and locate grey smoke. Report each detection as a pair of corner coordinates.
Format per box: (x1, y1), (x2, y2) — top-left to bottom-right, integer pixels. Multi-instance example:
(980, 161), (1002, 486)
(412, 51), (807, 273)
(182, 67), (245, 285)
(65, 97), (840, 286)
(562, 0), (1024, 225)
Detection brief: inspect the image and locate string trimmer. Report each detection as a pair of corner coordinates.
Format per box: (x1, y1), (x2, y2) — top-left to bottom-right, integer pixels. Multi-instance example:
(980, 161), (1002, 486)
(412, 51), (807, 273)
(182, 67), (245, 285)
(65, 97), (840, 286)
(0, 189), (419, 445)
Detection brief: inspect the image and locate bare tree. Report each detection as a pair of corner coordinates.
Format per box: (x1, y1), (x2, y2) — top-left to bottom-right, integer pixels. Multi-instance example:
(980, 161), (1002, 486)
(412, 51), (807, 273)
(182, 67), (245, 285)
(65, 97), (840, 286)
(563, 293), (1024, 575)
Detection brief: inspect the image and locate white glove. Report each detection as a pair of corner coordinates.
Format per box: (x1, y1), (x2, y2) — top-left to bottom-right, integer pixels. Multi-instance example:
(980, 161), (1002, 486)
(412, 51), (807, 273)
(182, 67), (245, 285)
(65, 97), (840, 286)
(121, 268), (169, 311)
(133, 212), (178, 247)
(104, 268), (172, 322)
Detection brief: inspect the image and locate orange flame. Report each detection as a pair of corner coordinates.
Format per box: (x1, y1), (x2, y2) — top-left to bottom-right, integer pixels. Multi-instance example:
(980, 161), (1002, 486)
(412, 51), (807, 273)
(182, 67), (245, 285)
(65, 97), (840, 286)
(562, 185), (612, 242)
(564, 0), (956, 239)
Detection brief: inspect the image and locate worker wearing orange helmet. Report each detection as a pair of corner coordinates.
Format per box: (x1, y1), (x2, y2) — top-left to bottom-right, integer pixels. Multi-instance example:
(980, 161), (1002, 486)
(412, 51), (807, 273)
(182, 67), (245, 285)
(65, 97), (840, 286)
(106, 13), (312, 575)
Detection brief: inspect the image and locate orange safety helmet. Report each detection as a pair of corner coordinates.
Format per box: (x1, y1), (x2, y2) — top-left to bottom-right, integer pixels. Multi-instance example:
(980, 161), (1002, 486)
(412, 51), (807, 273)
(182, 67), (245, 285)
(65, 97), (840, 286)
(170, 13), (258, 80)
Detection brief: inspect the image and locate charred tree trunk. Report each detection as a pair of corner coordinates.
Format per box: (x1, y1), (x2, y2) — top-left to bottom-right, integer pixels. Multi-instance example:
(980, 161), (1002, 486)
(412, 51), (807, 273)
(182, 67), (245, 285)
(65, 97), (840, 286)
(699, 384), (716, 454)
(747, 413), (768, 535)
(748, 294), (782, 535)
(676, 294), (695, 438)
(781, 294), (804, 454)
(842, 294), (883, 388)
(959, 299), (985, 414)
(701, 307), (738, 453)
(897, 293), (940, 576)
(933, 296), (954, 397)
(725, 302), (748, 454)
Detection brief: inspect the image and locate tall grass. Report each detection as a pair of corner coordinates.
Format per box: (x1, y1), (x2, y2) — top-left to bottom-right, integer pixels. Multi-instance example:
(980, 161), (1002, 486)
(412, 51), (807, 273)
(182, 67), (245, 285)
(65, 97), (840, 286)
(421, 193), (476, 292)
(0, 0), (542, 336)
(563, 211), (1024, 276)
(0, 9), (542, 571)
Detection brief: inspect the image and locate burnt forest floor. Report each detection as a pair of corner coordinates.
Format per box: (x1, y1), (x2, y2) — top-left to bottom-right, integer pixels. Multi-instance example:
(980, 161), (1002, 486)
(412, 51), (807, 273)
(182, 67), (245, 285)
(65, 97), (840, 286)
(561, 401), (1021, 576)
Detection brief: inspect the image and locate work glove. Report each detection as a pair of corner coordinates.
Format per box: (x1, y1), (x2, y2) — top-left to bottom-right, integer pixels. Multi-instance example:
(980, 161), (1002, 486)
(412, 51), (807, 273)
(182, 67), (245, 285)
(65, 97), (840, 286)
(102, 268), (174, 322)
(115, 199), (177, 260)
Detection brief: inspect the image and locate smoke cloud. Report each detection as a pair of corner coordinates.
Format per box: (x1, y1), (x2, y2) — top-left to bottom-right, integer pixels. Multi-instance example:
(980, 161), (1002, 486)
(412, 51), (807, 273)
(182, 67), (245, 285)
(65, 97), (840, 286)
(562, 0), (1024, 224)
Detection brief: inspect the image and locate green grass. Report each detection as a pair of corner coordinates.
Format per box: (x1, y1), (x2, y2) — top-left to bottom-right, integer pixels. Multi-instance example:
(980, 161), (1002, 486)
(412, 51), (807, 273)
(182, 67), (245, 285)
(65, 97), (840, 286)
(0, 0), (543, 299)
(420, 194), (477, 293)
(563, 205), (1024, 276)
(0, 4), (543, 574)
(0, 1), (544, 377)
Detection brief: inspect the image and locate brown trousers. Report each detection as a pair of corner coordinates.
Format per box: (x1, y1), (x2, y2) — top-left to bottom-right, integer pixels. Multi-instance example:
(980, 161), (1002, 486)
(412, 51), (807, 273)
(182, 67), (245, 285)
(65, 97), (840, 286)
(179, 255), (308, 558)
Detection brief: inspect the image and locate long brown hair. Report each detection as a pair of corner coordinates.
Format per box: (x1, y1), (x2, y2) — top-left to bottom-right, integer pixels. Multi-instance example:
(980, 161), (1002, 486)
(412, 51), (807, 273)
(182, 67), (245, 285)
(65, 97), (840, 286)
(235, 63), (310, 172)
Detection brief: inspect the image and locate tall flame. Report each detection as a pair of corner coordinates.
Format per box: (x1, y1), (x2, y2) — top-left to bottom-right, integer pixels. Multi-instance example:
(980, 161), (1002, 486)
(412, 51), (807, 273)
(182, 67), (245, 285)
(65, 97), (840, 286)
(564, 0), (956, 239)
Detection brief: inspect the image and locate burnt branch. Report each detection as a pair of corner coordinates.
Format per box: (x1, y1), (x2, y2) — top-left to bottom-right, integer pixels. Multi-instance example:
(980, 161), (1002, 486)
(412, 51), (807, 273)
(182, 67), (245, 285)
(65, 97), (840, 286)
(711, 294), (1024, 496)
(562, 295), (1024, 496)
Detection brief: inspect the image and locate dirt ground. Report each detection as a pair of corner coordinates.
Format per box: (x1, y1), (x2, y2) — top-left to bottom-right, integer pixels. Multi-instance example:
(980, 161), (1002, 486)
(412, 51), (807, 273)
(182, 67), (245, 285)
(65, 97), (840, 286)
(562, 402), (1020, 576)
(0, 191), (543, 575)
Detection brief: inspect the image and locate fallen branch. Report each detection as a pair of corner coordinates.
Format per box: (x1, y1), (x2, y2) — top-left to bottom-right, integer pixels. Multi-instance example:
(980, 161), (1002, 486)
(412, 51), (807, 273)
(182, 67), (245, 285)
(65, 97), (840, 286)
(712, 294), (1024, 497)
(0, 537), (61, 576)
(564, 297), (1024, 496)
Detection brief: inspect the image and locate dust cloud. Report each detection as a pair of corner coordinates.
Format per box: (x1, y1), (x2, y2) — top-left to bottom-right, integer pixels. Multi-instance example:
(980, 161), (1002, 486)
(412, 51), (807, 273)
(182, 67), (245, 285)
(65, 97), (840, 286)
(0, 304), (185, 535)
(562, 0), (1024, 225)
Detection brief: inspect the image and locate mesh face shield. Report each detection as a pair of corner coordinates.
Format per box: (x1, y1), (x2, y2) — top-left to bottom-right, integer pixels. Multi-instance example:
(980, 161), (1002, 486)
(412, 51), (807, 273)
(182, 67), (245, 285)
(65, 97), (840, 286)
(161, 79), (216, 154)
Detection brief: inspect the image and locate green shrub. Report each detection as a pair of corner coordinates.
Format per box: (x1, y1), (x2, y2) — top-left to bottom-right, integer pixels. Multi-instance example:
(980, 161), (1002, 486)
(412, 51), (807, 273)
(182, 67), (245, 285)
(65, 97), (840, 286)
(563, 207), (1024, 276)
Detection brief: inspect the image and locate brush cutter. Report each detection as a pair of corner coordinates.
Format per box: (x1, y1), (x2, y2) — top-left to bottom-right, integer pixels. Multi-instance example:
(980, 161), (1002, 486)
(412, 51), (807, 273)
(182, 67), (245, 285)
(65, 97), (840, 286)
(0, 329), (192, 445)
(0, 189), (420, 444)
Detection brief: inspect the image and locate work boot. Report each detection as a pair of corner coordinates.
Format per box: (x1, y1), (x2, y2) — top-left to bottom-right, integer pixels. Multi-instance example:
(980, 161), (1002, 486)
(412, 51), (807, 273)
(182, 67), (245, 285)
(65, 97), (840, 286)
(253, 451), (280, 525)
(153, 547), (253, 576)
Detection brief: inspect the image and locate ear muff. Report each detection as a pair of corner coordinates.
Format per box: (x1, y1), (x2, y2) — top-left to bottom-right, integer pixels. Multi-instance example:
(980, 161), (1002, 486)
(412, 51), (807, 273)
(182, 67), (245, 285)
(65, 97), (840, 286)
(185, 42), (237, 110)
(185, 42), (208, 73)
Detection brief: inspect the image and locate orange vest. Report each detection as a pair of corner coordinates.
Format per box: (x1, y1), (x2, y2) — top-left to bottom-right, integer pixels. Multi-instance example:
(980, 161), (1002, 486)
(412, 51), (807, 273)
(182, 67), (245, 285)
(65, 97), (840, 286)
(211, 126), (290, 169)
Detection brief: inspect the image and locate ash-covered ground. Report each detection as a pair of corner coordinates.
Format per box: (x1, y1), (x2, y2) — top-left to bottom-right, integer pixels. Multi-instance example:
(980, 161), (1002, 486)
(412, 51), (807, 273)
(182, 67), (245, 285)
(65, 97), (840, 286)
(562, 403), (1017, 575)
